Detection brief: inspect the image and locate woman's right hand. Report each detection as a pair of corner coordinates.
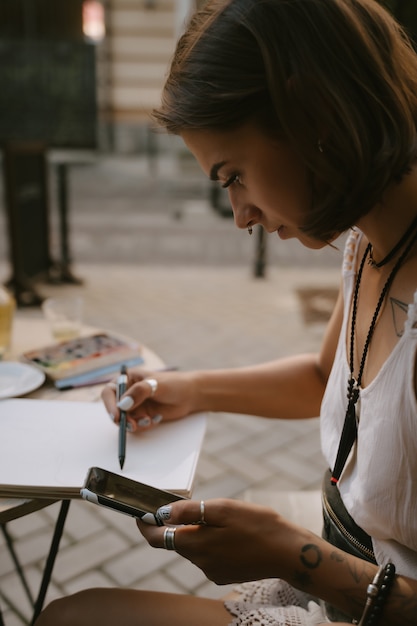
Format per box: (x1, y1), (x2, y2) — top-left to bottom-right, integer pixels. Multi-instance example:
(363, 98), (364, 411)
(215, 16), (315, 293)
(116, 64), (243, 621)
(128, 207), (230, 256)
(101, 368), (199, 433)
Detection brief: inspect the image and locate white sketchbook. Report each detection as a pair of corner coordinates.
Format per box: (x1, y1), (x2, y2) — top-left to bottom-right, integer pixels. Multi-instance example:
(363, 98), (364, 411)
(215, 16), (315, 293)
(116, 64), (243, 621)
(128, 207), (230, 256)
(0, 399), (207, 499)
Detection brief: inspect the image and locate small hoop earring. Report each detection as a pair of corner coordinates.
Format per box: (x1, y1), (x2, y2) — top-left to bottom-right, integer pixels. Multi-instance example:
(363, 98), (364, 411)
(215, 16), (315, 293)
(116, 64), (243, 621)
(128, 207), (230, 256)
(247, 225), (253, 235)
(317, 139), (324, 153)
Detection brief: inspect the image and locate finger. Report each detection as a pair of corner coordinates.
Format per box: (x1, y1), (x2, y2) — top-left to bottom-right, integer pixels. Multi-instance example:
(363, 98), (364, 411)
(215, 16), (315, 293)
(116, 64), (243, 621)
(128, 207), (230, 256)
(136, 517), (166, 548)
(135, 413), (164, 429)
(143, 377), (158, 397)
(136, 517), (200, 551)
(102, 380), (138, 428)
(156, 498), (227, 527)
(117, 378), (160, 412)
(102, 373), (161, 430)
(102, 380), (143, 431)
(102, 381), (119, 423)
(107, 410), (136, 433)
(121, 395), (164, 431)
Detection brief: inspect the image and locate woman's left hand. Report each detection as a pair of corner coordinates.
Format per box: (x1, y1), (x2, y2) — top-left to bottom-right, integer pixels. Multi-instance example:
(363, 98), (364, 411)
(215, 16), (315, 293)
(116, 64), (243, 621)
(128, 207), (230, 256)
(137, 498), (304, 585)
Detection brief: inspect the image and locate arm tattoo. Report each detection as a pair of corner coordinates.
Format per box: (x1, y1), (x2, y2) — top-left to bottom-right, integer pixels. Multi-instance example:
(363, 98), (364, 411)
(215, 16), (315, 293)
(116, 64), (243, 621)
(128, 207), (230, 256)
(300, 543), (323, 569)
(293, 544), (323, 590)
(330, 550), (345, 563)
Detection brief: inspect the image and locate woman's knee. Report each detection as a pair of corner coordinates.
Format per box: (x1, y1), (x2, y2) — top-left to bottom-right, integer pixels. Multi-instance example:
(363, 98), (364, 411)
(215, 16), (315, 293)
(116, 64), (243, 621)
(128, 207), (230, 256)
(34, 597), (70, 625)
(34, 589), (101, 626)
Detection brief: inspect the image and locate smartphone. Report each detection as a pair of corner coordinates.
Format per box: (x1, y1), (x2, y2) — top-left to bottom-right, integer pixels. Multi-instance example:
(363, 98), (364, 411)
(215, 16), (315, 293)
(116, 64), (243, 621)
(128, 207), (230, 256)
(80, 467), (186, 525)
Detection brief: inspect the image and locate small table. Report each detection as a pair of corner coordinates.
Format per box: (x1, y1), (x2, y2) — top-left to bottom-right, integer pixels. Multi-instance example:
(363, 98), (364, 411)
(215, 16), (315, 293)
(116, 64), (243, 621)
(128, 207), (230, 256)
(0, 316), (163, 624)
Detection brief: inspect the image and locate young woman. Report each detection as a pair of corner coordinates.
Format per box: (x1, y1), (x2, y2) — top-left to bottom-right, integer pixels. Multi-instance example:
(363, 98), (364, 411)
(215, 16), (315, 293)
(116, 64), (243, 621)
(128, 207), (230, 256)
(36, 1), (417, 624)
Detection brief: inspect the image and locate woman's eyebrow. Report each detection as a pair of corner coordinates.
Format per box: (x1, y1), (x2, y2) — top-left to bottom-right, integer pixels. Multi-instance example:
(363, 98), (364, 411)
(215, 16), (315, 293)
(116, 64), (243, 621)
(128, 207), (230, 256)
(209, 160), (228, 181)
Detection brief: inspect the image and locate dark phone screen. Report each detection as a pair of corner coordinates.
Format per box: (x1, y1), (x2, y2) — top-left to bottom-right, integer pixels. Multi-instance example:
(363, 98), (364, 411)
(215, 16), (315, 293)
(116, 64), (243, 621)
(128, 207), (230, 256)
(84, 467), (184, 512)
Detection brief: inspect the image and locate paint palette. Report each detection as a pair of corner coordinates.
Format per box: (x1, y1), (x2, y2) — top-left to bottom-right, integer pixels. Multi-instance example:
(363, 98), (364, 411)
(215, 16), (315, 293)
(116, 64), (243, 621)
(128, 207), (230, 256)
(21, 333), (143, 381)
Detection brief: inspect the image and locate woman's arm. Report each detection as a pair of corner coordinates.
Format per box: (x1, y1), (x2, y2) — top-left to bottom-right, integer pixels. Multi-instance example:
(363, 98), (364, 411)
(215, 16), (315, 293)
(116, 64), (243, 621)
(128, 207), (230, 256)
(138, 497), (417, 626)
(102, 284), (343, 427)
(193, 280), (344, 419)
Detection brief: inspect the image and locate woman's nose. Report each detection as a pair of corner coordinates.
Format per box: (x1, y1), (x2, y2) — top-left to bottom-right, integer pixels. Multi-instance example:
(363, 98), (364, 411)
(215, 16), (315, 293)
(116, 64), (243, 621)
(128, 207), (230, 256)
(229, 193), (260, 231)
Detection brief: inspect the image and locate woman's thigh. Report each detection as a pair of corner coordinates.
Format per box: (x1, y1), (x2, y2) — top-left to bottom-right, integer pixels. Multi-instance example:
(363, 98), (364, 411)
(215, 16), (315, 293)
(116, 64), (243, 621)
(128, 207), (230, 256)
(35, 588), (233, 626)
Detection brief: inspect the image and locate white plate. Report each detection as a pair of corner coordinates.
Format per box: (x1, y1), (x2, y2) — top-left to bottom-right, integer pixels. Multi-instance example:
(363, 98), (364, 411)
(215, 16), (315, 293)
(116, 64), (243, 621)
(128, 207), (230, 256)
(0, 362), (46, 399)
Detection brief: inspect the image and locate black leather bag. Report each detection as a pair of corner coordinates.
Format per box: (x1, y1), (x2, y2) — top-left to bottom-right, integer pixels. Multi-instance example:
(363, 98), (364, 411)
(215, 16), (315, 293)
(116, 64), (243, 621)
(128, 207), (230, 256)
(321, 469), (377, 622)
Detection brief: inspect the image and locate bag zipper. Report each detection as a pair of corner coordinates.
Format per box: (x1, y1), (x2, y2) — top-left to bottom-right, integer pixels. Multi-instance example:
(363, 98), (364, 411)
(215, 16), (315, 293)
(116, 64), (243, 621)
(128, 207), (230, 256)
(322, 490), (375, 561)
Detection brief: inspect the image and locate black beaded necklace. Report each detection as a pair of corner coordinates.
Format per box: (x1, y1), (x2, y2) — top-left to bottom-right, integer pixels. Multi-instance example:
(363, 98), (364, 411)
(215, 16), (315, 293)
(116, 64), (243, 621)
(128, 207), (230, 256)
(368, 213), (417, 268)
(331, 222), (417, 486)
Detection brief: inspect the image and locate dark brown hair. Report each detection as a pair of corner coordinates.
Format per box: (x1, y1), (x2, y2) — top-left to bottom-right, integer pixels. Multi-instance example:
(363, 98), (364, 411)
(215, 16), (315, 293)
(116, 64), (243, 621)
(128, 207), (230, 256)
(153, 0), (417, 241)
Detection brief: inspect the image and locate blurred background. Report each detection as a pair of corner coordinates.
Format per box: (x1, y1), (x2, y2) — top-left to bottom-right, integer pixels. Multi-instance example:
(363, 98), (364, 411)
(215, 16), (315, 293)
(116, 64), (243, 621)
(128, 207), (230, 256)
(0, 1), (416, 624)
(1, 0), (415, 308)
(0, 0), (348, 386)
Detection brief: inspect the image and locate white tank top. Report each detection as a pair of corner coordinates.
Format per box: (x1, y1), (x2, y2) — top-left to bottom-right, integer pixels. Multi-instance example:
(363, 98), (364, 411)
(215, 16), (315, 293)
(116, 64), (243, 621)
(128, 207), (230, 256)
(321, 229), (417, 578)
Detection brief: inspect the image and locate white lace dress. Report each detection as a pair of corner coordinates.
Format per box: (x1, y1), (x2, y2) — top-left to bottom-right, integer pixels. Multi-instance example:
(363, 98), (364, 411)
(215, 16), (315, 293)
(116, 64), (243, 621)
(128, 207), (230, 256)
(224, 578), (327, 625)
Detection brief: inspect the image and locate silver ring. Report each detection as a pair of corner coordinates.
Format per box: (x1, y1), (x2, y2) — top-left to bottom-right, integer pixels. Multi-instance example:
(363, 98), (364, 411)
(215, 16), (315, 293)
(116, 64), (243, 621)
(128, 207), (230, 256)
(200, 500), (206, 524)
(144, 378), (158, 397)
(163, 527), (176, 550)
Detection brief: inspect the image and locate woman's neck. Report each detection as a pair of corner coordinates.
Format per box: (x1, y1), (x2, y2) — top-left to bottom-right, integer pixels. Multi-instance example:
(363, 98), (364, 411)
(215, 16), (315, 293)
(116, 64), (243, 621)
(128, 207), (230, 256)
(356, 165), (417, 263)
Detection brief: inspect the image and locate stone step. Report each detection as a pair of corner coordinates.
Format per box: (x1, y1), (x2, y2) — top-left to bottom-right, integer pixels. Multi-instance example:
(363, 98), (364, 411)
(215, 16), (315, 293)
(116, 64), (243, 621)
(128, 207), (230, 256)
(112, 60), (170, 83)
(111, 8), (174, 35)
(111, 35), (176, 60)
(111, 86), (164, 114)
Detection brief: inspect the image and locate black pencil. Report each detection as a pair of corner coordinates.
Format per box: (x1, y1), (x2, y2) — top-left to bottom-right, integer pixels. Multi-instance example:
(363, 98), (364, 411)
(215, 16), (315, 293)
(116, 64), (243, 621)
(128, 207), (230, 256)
(117, 364), (128, 469)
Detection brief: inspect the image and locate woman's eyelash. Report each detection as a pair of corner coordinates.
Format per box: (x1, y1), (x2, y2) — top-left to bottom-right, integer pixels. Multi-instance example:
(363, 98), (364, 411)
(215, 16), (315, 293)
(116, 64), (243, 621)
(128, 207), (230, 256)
(222, 174), (241, 189)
